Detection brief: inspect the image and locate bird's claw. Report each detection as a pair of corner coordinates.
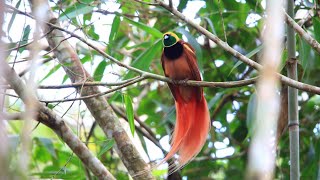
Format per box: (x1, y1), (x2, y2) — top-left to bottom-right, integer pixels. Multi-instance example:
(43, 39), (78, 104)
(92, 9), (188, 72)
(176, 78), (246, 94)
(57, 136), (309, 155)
(181, 78), (189, 85)
(171, 78), (189, 85)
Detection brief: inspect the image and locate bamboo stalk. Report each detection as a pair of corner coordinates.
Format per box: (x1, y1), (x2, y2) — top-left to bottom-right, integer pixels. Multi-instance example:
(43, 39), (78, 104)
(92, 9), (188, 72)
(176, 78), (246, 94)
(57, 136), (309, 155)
(286, 0), (300, 179)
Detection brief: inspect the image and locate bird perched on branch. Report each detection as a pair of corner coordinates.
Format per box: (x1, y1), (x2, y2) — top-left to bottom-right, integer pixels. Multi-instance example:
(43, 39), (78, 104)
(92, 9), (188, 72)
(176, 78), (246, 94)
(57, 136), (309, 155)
(160, 32), (210, 172)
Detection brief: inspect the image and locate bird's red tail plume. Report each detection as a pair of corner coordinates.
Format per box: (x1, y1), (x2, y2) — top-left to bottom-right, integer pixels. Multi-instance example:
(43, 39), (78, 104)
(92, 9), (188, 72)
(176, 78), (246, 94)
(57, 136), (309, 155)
(162, 94), (210, 171)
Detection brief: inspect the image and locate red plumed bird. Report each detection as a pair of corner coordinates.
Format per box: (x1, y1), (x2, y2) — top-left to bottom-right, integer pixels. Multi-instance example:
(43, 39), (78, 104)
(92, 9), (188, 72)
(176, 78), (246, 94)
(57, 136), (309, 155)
(160, 32), (210, 171)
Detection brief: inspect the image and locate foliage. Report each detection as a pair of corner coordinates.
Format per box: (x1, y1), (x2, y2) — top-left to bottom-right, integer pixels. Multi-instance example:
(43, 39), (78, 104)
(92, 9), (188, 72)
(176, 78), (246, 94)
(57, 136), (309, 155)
(2, 0), (320, 179)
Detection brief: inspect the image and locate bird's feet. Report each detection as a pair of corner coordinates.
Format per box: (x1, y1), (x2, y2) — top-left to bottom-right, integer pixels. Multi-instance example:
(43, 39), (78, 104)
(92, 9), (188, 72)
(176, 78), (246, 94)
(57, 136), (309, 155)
(171, 78), (189, 85)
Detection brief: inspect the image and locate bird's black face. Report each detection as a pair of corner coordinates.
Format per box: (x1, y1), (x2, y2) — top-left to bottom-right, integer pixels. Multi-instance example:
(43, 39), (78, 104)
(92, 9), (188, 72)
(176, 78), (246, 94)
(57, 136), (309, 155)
(163, 33), (178, 47)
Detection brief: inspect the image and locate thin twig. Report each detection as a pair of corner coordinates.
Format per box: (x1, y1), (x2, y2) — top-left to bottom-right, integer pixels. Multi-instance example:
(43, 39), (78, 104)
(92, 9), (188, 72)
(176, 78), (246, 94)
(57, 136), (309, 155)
(132, 0), (159, 6)
(39, 76), (146, 103)
(1, 76), (142, 89)
(4, 28), (54, 52)
(211, 92), (236, 121)
(193, 151), (246, 162)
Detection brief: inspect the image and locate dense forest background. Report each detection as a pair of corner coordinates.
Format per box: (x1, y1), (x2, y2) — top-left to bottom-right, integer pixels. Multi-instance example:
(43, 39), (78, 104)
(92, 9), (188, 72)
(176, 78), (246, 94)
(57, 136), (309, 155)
(0, 0), (320, 179)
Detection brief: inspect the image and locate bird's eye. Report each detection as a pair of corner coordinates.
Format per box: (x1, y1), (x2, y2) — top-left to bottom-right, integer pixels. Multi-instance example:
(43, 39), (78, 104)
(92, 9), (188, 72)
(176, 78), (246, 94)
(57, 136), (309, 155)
(164, 34), (170, 40)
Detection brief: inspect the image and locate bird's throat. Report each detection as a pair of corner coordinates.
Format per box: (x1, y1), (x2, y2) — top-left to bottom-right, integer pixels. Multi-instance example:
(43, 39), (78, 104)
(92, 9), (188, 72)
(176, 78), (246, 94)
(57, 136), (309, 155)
(164, 42), (183, 60)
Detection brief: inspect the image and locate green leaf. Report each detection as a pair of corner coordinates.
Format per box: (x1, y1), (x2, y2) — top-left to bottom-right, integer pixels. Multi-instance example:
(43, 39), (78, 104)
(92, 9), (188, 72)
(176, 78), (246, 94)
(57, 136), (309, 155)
(47, 104), (55, 109)
(306, 95), (320, 112)
(177, 0), (188, 12)
(299, 37), (312, 79)
(59, 3), (94, 21)
(137, 132), (149, 158)
(246, 92), (257, 136)
(123, 94), (135, 136)
(299, 37), (311, 68)
(93, 60), (107, 81)
(36, 137), (57, 159)
(126, 42), (151, 50)
(125, 39), (162, 79)
(109, 16), (121, 43)
(40, 64), (61, 83)
(62, 74), (69, 83)
(88, 26), (99, 40)
(204, 17), (217, 35)
(19, 25), (31, 53)
(7, 0), (21, 34)
(108, 15), (121, 55)
(313, 18), (320, 42)
(108, 91), (122, 103)
(123, 16), (162, 38)
(207, 92), (223, 109)
(312, 17), (320, 61)
(98, 139), (115, 157)
(229, 44), (263, 75)
(80, 54), (92, 64)
(232, 120), (248, 142)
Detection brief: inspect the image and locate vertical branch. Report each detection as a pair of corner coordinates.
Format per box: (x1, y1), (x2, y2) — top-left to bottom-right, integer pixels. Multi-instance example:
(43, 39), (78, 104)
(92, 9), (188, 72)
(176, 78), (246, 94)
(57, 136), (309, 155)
(0, 1), (9, 179)
(286, 0), (300, 179)
(247, 0), (284, 179)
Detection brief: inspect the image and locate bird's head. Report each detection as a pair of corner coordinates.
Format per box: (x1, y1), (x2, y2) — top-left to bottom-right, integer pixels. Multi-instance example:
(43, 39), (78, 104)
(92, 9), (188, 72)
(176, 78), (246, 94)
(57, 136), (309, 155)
(163, 32), (179, 47)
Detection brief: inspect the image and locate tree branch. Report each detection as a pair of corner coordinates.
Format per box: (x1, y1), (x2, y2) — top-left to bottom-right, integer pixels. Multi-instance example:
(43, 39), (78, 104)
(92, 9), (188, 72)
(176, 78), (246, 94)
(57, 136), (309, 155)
(110, 104), (165, 152)
(39, 77), (145, 103)
(193, 151), (246, 162)
(2, 76), (258, 90)
(284, 10), (320, 54)
(154, 0), (320, 95)
(211, 92), (236, 121)
(27, 0), (155, 179)
(0, 57), (115, 180)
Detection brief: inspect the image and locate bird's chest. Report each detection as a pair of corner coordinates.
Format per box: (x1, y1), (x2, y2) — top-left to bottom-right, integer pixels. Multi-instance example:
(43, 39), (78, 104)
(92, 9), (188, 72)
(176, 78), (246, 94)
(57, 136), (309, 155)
(163, 56), (192, 80)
